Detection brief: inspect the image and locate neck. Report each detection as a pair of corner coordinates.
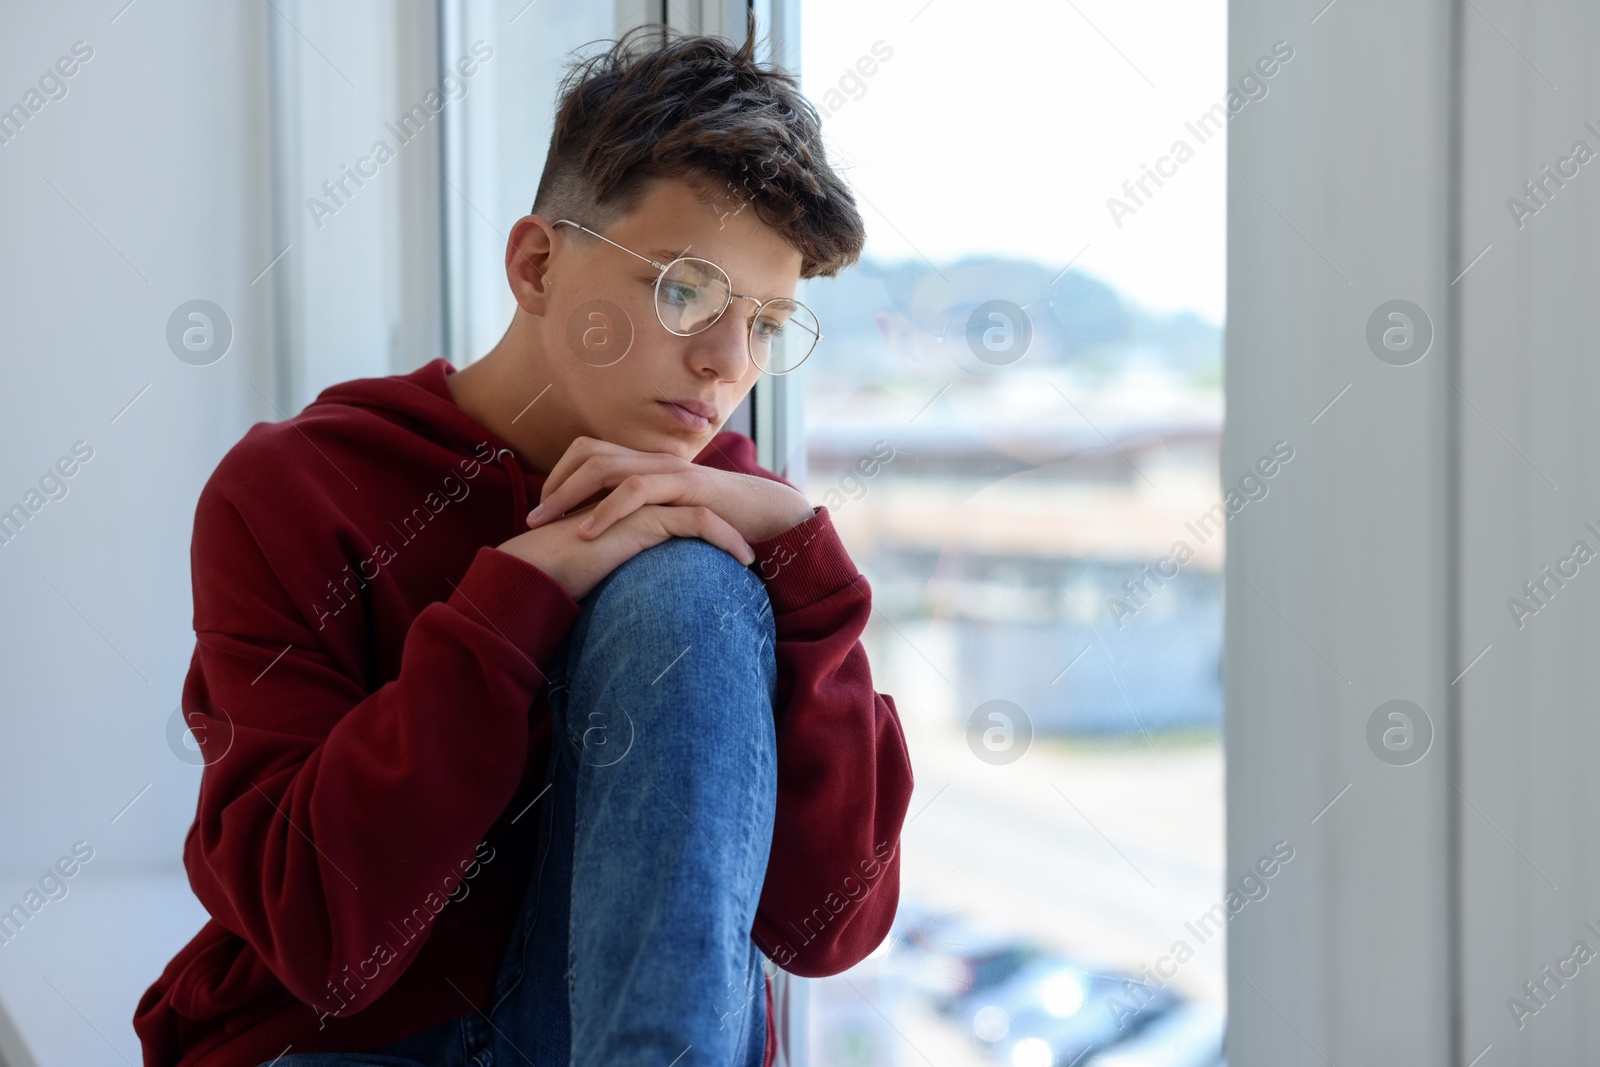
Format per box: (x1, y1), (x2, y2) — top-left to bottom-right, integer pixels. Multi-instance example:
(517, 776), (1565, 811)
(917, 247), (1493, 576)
(446, 314), (574, 475)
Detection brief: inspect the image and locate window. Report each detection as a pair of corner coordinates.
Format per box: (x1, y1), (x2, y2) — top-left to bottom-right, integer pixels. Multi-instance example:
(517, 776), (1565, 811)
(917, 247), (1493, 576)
(794, 2), (1230, 1063)
(434, 3), (1231, 1059)
(439, 0), (618, 366)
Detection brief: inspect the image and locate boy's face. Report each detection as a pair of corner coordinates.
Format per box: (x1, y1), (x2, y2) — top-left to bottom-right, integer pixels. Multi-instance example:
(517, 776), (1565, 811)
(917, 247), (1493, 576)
(518, 175), (804, 461)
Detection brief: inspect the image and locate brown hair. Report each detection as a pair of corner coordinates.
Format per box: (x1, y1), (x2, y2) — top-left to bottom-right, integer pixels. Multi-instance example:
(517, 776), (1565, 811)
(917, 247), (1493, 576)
(532, 13), (865, 279)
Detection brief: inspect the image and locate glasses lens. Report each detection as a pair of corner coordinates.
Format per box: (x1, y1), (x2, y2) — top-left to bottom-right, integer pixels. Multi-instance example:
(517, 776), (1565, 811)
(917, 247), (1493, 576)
(656, 259), (731, 335)
(750, 299), (820, 374)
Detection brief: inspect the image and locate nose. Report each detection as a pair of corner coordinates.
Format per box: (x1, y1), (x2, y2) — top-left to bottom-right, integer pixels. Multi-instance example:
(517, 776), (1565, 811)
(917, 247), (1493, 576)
(686, 301), (755, 382)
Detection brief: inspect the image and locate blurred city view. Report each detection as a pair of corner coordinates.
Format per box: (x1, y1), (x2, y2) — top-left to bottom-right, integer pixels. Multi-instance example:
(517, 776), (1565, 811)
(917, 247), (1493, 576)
(807, 258), (1224, 737)
(796, 254), (1228, 1067)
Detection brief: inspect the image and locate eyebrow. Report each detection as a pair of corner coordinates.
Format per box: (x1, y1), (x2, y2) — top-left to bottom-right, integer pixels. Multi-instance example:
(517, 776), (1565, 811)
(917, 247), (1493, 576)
(645, 244), (794, 303)
(650, 246), (702, 264)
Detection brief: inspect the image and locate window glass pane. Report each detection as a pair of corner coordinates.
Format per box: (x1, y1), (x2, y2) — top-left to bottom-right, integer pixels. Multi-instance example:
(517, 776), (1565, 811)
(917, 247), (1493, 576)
(798, 2), (1229, 1063)
(442, 0), (617, 364)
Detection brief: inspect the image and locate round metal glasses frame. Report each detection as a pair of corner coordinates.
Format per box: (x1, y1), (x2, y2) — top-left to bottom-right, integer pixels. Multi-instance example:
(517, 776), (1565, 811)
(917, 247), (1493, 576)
(552, 218), (821, 375)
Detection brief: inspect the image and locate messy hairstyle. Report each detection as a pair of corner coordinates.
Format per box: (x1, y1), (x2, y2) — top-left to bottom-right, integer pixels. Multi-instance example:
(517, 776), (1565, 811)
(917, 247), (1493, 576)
(531, 13), (865, 279)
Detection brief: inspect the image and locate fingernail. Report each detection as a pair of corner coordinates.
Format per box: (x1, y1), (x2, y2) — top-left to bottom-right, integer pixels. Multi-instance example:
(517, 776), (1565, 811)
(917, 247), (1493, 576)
(527, 505), (542, 520)
(580, 516), (594, 532)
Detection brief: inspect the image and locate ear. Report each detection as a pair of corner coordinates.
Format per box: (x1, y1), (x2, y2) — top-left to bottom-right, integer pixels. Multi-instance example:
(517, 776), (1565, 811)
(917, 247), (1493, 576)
(505, 216), (557, 315)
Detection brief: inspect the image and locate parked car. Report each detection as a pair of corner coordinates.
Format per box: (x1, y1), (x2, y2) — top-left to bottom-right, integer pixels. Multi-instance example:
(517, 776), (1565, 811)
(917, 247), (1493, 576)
(884, 903), (1194, 1066)
(950, 952), (1179, 1065)
(884, 903), (1044, 1012)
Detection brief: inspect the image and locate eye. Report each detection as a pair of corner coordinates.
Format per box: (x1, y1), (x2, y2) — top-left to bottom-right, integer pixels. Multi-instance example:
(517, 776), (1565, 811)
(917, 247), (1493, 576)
(752, 307), (792, 341)
(661, 281), (697, 306)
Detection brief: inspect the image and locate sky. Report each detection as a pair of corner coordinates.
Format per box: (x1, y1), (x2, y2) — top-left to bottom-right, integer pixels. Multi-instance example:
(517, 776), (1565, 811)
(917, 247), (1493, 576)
(800, 0), (1229, 327)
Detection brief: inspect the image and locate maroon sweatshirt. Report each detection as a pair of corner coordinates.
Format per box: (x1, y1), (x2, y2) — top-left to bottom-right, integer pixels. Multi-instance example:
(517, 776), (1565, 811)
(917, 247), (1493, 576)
(133, 358), (914, 1067)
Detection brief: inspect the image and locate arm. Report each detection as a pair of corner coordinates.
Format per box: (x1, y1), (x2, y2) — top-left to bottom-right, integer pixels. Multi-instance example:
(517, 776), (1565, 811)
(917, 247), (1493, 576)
(519, 430), (916, 973)
(181, 485), (579, 1018)
(745, 505), (915, 977)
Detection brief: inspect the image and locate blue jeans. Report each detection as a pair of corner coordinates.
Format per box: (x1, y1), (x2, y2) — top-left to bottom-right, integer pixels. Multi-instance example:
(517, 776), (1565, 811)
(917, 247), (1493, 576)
(264, 538), (780, 1067)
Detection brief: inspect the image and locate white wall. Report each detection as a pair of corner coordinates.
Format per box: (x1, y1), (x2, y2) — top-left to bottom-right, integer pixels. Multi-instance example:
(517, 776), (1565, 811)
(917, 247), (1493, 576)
(0, 2), (463, 1061)
(0, 0), (276, 879)
(1228, 0), (1600, 1063)
(1457, 2), (1600, 1061)
(0, 2), (277, 1063)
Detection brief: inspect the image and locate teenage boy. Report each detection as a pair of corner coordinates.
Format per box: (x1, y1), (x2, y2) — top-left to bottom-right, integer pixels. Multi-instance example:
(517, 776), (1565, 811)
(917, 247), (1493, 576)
(134, 17), (913, 1067)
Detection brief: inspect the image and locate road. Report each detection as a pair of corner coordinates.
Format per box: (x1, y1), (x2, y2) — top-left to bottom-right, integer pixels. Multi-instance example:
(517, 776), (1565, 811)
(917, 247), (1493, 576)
(804, 616), (1229, 1066)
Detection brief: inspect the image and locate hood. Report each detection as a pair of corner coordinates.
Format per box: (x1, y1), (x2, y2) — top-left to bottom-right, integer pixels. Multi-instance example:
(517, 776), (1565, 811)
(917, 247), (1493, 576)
(302, 358), (540, 537)
(298, 356), (767, 542)
(313, 358), (508, 462)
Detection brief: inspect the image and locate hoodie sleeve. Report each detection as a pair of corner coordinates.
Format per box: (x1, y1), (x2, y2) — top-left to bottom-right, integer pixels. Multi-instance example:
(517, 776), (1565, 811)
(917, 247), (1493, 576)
(180, 476), (579, 1018)
(743, 504), (916, 978)
(690, 433), (915, 976)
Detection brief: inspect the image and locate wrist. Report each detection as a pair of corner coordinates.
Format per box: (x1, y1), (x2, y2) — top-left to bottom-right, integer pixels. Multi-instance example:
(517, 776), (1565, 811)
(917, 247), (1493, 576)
(746, 489), (816, 542)
(473, 545), (583, 620)
(494, 539), (580, 599)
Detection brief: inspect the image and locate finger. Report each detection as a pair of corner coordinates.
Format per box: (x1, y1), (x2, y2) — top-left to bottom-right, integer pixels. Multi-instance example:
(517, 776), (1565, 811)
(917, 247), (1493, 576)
(539, 436), (623, 504)
(647, 503), (755, 566)
(530, 451), (679, 528)
(543, 436), (696, 502)
(578, 470), (698, 539)
(529, 452), (652, 527)
(542, 438), (681, 501)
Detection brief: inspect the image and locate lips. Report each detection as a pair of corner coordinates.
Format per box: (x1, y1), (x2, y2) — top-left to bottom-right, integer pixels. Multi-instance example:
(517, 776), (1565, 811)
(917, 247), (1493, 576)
(663, 397), (718, 420)
(656, 397), (719, 433)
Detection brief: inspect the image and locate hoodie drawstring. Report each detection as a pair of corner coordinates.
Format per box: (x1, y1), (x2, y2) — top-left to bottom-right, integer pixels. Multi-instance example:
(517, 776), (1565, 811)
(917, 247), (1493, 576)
(496, 447), (528, 538)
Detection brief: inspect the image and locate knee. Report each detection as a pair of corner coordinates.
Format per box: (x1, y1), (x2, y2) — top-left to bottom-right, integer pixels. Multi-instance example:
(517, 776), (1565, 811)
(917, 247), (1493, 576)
(585, 537), (773, 650)
(566, 540), (777, 749)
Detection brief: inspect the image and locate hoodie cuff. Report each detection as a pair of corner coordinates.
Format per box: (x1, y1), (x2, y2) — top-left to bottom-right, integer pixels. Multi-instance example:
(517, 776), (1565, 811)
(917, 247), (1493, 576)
(447, 546), (581, 661)
(749, 506), (862, 615)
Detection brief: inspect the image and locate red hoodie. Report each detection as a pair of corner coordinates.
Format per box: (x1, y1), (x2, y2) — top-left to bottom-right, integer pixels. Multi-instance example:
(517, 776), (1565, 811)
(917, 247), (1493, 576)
(133, 357), (914, 1067)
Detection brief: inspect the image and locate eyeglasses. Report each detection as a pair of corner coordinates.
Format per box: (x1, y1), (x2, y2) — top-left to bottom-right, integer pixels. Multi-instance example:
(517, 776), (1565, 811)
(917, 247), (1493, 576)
(552, 218), (822, 375)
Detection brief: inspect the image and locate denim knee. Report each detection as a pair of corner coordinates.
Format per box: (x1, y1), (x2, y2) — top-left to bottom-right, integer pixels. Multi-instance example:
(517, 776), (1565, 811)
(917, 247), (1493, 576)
(584, 536), (775, 652)
(561, 535), (778, 764)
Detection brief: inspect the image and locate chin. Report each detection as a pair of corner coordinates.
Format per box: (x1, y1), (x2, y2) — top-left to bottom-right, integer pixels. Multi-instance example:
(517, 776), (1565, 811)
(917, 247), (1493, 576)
(604, 428), (698, 458)
(656, 434), (705, 459)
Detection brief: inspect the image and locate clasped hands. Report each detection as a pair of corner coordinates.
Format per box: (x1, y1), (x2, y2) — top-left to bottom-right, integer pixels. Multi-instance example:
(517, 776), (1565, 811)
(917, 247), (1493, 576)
(495, 436), (816, 600)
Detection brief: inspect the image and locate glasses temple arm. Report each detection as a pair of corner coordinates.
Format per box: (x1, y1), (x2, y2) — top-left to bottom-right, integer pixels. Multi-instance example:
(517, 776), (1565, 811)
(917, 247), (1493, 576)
(552, 218), (670, 271)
